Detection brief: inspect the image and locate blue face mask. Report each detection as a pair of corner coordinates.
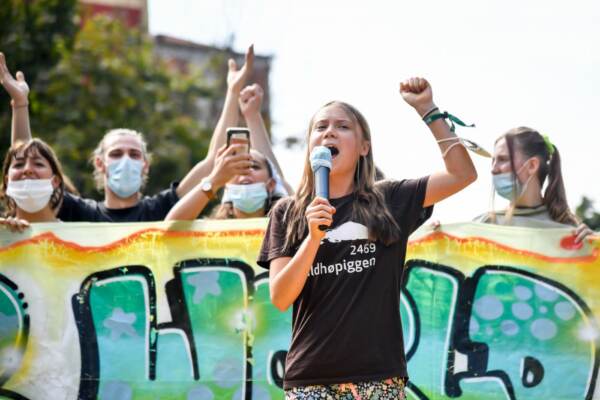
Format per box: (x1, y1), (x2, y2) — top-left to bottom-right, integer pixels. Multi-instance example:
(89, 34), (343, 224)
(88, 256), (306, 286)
(492, 160), (533, 201)
(492, 172), (520, 200)
(224, 182), (268, 214)
(106, 157), (143, 198)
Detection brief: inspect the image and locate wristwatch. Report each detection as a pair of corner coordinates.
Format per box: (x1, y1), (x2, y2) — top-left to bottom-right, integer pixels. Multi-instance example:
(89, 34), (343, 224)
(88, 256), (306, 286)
(200, 179), (215, 200)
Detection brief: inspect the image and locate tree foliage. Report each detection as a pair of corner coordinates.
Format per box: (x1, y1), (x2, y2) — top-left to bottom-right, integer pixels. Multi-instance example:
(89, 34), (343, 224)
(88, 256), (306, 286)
(576, 196), (600, 231)
(0, 0), (79, 153)
(32, 16), (215, 197)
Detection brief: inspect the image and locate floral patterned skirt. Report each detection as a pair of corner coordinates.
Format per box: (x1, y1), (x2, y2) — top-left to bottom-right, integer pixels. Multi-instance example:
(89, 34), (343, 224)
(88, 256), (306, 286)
(285, 376), (407, 400)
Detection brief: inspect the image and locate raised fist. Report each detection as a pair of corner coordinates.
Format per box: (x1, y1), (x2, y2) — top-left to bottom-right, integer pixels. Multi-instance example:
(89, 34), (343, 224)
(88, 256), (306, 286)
(400, 77), (434, 116)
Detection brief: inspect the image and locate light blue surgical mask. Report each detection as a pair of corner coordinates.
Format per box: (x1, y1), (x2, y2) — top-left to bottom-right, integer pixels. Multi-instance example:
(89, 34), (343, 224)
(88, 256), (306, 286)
(492, 172), (520, 200)
(492, 160), (533, 201)
(107, 157), (143, 198)
(224, 182), (268, 214)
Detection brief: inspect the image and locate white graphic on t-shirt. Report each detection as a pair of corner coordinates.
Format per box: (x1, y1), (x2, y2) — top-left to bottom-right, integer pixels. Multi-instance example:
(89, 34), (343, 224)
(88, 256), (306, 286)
(311, 221), (376, 277)
(324, 221), (368, 243)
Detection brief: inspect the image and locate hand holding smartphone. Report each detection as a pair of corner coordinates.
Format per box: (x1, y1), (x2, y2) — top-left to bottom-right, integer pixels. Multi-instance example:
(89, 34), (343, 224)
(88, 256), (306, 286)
(226, 127), (250, 155)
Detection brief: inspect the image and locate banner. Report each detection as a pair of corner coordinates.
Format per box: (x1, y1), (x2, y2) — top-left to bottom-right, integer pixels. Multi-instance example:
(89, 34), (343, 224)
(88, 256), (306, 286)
(0, 219), (598, 400)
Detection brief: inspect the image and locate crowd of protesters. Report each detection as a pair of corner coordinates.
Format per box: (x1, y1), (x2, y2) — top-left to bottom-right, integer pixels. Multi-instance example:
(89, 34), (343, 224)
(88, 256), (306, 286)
(0, 47), (593, 240)
(0, 46), (291, 230)
(1, 45), (597, 399)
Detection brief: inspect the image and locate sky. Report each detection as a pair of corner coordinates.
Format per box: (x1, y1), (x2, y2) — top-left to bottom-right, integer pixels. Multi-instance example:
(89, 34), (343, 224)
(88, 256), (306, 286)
(148, 0), (600, 223)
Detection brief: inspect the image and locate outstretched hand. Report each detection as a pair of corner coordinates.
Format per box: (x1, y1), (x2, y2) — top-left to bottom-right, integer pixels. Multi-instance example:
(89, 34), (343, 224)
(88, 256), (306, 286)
(0, 52), (29, 106)
(400, 77), (434, 116)
(227, 45), (254, 94)
(0, 216), (30, 233)
(239, 83), (264, 117)
(573, 223), (594, 244)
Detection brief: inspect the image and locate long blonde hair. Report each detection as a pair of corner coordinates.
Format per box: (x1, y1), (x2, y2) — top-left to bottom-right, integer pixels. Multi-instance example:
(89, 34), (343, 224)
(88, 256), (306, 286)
(282, 101), (401, 253)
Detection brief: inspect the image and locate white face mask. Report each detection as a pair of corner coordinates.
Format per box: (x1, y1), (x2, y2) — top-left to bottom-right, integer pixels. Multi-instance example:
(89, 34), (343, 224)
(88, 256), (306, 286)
(6, 178), (55, 213)
(223, 182), (269, 213)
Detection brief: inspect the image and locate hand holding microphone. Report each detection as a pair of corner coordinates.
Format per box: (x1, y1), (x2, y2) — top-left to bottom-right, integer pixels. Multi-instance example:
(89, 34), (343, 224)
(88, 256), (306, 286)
(308, 146), (335, 234)
(305, 197), (335, 241)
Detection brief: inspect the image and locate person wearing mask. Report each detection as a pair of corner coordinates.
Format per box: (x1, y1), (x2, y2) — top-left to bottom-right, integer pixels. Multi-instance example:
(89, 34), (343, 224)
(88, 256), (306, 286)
(476, 127), (593, 242)
(1, 47), (256, 222)
(165, 83), (291, 221)
(0, 139), (69, 231)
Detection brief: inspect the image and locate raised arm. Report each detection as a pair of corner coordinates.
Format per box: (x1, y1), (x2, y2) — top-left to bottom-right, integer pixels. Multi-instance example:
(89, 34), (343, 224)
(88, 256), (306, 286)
(400, 77), (477, 207)
(239, 83), (293, 194)
(176, 45), (255, 198)
(0, 52), (32, 144)
(269, 197), (335, 311)
(165, 144), (251, 221)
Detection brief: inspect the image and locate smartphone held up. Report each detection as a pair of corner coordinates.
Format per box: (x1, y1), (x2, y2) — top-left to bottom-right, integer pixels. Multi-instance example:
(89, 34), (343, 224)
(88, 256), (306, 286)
(226, 127), (250, 155)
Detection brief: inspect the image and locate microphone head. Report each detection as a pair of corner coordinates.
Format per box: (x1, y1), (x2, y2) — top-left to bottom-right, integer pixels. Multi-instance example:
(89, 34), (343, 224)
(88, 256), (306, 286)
(310, 146), (332, 171)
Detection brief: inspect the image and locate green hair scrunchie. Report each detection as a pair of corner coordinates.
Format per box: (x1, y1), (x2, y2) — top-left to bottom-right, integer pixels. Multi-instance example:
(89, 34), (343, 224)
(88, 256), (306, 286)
(542, 134), (555, 156)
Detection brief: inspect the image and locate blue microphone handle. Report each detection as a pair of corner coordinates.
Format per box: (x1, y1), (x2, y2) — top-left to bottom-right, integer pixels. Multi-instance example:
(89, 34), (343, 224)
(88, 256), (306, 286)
(314, 166), (330, 231)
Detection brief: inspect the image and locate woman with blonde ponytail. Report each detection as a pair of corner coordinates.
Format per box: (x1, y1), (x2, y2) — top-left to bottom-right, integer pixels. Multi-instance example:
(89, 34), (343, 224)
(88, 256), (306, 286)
(477, 127), (593, 242)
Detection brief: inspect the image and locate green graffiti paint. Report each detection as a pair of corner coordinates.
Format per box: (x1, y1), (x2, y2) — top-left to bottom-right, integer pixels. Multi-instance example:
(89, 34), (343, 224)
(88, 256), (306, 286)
(400, 261), (599, 400)
(467, 269), (595, 399)
(402, 263), (464, 400)
(180, 265), (249, 399)
(0, 275), (29, 388)
(252, 275), (292, 398)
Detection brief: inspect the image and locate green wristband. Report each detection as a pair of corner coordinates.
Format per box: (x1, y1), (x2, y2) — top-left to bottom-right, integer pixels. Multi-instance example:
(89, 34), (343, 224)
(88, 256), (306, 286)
(423, 111), (475, 133)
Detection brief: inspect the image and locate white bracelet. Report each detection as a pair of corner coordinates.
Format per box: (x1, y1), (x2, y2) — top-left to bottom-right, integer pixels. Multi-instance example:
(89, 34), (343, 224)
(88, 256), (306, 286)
(436, 137), (463, 158)
(436, 137), (460, 144)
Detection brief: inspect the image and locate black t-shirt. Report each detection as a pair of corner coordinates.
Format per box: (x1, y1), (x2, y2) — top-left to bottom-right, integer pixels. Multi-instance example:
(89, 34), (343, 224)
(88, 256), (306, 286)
(257, 177), (432, 389)
(57, 182), (180, 222)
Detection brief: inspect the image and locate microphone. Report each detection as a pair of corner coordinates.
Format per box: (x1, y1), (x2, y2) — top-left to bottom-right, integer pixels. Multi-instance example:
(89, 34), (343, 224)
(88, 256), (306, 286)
(309, 146), (332, 231)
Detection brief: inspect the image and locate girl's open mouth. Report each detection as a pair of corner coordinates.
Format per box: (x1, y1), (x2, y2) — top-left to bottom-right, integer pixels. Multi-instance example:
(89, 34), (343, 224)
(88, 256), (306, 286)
(326, 145), (339, 159)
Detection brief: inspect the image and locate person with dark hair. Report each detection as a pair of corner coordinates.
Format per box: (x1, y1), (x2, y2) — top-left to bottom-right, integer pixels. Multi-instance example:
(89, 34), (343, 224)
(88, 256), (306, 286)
(0, 139), (69, 231)
(1, 48), (256, 222)
(257, 77), (477, 398)
(476, 127), (593, 242)
(165, 83), (291, 221)
(211, 148), (280, 219)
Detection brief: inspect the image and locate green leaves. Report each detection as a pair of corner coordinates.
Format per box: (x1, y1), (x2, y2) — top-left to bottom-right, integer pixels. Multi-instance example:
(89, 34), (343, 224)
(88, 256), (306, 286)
(29, 15), (215, 198)
(0, 0), (78, 154)
(576, 196), (600, 231)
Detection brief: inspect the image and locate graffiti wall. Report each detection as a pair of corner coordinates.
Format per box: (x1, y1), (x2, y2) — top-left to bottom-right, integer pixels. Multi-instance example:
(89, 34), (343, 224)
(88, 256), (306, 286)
(0, 219), (598, 399)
